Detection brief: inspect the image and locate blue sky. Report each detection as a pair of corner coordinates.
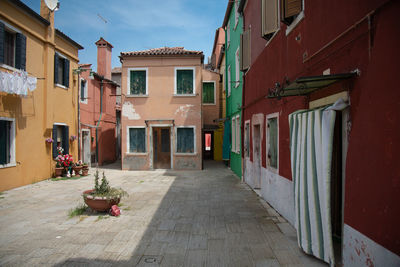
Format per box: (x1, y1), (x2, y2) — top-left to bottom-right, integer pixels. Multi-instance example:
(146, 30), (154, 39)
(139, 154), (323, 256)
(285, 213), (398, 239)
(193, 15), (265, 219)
(21, 0), (228, 69)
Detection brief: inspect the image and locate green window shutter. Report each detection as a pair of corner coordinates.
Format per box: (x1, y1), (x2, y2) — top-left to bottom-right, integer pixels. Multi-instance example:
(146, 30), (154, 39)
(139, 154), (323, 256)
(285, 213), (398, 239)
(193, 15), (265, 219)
(64, 58), (70, 87)
(0, 121), (10, 164)
(130, 70), (146, 95)
(0, 22), (5, 64)
(268, 118), (278, 168)
(129, 128), (146, 152)
(202, 82), (215, 104)
(52, 125), (58, 158)
(54, 53), (59, 85)
(177, 128), (194, 153)
(63, 126), (69, 154)
(177, 70), (193, 94)
(15, 33), (26, 70)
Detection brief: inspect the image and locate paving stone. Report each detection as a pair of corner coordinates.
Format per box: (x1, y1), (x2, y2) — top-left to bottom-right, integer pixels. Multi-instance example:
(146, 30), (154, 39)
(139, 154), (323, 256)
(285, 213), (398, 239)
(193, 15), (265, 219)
(184, 249), (207, 267)
(188, 234), (208, 250)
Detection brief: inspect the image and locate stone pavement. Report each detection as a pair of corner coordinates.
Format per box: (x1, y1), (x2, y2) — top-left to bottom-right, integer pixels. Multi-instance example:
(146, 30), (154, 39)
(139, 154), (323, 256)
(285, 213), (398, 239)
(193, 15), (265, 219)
(0, 161), (327, 267)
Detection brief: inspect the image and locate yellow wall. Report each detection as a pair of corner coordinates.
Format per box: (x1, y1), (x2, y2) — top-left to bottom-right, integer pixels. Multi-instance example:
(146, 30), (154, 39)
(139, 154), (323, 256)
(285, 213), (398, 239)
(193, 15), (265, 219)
(0, 1), (80, 191)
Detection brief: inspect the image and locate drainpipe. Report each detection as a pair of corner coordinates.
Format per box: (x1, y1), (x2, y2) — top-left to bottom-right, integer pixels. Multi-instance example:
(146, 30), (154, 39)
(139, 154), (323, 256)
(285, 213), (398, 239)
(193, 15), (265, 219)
(95, 78), (104, 166)
(77, 72), (81, 161)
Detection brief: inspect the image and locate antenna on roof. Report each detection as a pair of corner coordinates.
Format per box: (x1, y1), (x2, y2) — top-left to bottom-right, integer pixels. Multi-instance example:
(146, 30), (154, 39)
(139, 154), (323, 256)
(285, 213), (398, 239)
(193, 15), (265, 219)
(97, 13), (108, 39)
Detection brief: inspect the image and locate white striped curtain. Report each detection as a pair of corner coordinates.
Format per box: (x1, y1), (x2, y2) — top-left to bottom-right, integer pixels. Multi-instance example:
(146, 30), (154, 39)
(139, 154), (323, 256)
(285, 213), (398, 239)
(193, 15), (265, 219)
(289, 104), (339, 266)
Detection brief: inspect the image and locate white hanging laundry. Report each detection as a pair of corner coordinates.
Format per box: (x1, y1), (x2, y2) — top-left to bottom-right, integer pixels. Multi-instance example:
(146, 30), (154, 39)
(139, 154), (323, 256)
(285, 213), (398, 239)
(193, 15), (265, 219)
(0, 70), (37, 96)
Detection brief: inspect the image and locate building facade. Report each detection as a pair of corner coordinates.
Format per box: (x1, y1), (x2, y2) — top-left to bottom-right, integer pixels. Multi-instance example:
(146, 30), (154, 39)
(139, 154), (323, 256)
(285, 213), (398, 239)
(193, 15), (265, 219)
(120, 47), (206, 170)
(0, 0), (82, 191)
(239, 0), (400, 266)
(79, 38), (118, 166)
(222, 1), (243, 178)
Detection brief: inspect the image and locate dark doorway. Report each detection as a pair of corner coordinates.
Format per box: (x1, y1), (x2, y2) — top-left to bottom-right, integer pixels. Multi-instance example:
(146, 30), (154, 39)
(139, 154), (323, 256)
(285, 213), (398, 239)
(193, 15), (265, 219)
(153, 127), (171, 169)
(203, 131), (214, 160)
(253, 124), (261, 189)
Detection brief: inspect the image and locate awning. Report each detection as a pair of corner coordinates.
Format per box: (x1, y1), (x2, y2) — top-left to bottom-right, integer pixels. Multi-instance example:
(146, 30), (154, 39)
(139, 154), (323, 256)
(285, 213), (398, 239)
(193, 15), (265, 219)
(267, 72), (357, 99)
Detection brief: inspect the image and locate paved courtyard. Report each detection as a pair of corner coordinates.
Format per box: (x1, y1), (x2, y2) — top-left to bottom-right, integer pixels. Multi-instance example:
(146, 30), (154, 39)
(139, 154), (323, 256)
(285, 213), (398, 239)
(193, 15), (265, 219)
(0, 161), (326, 266)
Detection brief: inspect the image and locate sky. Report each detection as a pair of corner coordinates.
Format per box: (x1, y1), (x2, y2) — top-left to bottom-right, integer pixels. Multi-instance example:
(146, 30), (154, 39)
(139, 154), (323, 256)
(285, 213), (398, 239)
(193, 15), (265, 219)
(21, 0), (228, 70)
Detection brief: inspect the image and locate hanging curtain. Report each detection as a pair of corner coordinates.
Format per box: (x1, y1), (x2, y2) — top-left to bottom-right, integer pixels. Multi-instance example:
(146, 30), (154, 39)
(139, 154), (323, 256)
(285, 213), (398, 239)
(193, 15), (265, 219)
(289, 99), (347, 266)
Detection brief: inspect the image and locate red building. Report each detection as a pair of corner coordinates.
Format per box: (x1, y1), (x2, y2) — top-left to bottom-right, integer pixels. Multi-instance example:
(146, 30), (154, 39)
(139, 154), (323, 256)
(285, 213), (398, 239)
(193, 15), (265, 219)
(239, 0), (400, 266)
(79, 38), (119, 166)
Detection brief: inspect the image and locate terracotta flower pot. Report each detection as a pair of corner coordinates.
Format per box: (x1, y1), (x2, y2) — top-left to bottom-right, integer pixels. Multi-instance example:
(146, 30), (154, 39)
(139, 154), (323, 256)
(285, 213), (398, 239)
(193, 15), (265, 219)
(82, 166), (89, 176)
(73, 166), (83, 176)
(83, 189), (120, 212)
(55, 167), (63, 178)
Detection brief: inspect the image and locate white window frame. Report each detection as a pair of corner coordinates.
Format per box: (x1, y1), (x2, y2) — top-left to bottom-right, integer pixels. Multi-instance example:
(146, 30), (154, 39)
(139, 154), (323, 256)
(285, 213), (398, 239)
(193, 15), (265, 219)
(244, 120), (251, 158)
(175, 126), (196, 155)
(227, 65), (231, 96)
(235, 115), (240, 153)
(174, 67), (196, 96)
(80, 78), (88, 104)
(234, 1), (239, 29)
(235, 48), (240, 88)
(227, 23), (231, 48)
(126, 126), (147, 155)
(231, 117), (235, 152)
(0, 117), (16, 169)
(202, 81), (216, 105)
(127, 67), (149, 97)
(266, 113), (279, 172)
(55, 52), (68, 89)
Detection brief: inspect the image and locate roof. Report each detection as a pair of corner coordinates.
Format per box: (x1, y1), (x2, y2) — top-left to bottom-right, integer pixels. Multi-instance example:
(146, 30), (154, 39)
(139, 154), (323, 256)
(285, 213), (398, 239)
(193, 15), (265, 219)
(111, 67), (121, 74)
(120, 47), (203, 57)
(95, 37), (113, 48)
(55, 29), (84, 50)
(222, 1), (234, 27)
(8, 0), (50, 26)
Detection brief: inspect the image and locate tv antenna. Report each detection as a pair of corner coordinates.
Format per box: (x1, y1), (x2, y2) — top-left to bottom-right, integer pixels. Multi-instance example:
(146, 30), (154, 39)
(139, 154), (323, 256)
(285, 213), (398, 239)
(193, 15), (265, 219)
(97, 13), (108, 38)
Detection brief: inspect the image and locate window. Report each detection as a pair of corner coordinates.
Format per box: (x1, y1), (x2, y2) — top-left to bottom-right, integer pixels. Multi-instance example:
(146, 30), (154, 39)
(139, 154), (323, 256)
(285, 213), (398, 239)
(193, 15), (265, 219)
(266, 115), (278, 170)
(227, 65), (231, 96)
(231, 118), (235, 152)
(240, 28), (251, 71)
(128, 127), (146, 153)
(235, 48), (240, 87)
(176, 127), (195, 153)
(261, 0), (279, 40)
(0, 22), (26, 70)
(52, 124), (69, 158)
(0, 118), (15, 167)
(80, 78), (88, 103)
(128, 68), (148, 96)
(202, 82), (215, 104)
(175, 68), (195, 95)
(235, 116), (240, 153)
(281, 0), (303, 25)
(54, 53), (70, 88)
(244, 121), (250, 158)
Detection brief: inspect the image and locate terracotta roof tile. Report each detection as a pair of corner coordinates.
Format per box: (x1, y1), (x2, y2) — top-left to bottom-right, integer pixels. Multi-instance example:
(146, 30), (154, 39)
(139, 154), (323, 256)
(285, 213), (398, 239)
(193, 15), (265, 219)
(120, 47), (203, 57)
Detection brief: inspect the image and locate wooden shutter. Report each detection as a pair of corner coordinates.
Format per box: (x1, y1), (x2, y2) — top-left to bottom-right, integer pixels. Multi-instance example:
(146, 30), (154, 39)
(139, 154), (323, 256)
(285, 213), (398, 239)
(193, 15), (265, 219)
(240, 28), (251, 71)
(54, 53), (59, 84)
(261, 0), (279, 38)
(52, 125), (58, 158)
(64, 58), (70, 88)
(15, 33), (26, 70)
(0, 22), (4, 64)
(281, 0), (302, 20)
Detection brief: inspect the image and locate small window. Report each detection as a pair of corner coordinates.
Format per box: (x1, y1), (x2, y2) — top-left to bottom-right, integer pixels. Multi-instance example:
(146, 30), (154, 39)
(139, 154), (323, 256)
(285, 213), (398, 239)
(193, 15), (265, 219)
(54, 53), (70, 88)
(0, 118), (15, 167)
(129, 127), (146, 153)
(175, 68), (195, 95)
(52, 124), (69, 158)
(202, 82), (215, 104)
(240, 28), (251, 71)
(231, 118), (235, 152)
(261, 0), (279, 40)
(235, 116), (241, 153)
(266, 116), (278, 169)
(128, 68), (147, 95)
(235, 48), (240, 87)
(281, 0), (303, 25)
(176, 127), (194, 153)
(0, 22), (26, 70)
(80, 78), (88, 103)
(244, 121), (250, 158)
(227, 65), (231, 96)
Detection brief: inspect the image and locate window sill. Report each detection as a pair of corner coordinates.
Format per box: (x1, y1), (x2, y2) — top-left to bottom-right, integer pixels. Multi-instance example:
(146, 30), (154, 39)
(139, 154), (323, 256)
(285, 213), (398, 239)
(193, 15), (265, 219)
(202, 103), (216, 106)
(80, 100), (88, 104)
(175, 152), (197, 156)
(0, 162), (17, 169)
(285, 11), (305, 36)
(231, 150), (240, 154)
(55, 84), (68, 90)
(125, 152), (148, 156)
(173, 94), (197, 97)
(265, 29), (280, 47)
(126, 94), (148, 98)
(266, 165), (279, 174)
(0, 63), (19, 72)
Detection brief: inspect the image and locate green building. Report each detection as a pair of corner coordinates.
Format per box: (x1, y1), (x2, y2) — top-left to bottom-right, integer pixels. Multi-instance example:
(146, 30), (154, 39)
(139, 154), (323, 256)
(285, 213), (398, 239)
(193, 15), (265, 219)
(222, 1), (242, 179)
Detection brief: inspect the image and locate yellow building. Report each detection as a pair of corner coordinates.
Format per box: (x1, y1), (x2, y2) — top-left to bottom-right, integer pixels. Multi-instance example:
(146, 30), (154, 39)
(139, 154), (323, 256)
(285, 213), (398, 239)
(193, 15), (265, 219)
(0, 0), (83, 191)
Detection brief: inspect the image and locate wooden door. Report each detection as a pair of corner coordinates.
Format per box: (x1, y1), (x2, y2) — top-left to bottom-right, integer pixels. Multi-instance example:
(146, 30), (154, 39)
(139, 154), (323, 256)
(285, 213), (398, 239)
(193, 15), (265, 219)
(82, 130), (91, 166)
(153, 127), (171, 169)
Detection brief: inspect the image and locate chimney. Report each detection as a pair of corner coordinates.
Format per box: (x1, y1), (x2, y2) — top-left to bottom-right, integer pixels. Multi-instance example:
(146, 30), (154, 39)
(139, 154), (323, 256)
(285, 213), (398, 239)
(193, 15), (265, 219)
(95, 37), (113, 80)
(40, 0), (55, 39)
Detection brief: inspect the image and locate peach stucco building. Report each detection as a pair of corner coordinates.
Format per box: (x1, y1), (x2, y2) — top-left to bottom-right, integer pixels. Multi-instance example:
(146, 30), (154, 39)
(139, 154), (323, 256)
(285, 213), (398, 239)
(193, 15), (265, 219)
(120, 47), (220, 170)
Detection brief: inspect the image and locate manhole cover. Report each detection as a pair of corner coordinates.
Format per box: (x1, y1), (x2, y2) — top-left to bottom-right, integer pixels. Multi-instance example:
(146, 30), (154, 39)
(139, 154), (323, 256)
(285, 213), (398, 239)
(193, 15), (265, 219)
(139, 255), (163, 265)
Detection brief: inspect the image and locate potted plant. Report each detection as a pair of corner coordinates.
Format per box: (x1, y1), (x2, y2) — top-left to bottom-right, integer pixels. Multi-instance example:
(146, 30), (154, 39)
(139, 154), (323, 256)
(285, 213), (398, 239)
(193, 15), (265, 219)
(73, 160), (83, 176)
(54, 147), (65, 177)
(82, 169), (127, 212)
(82, 162), (89, 176)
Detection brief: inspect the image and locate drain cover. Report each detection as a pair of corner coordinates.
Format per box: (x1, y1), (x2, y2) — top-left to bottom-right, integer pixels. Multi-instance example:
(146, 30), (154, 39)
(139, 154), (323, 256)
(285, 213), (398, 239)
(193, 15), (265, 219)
(144, 257), (157, 263)
(139, 255), (163, 265)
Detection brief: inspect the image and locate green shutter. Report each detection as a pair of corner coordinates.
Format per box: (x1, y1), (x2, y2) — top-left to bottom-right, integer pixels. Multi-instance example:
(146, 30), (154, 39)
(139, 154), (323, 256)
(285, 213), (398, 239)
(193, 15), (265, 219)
(177, 128), (194, 153)
(0, 22), (5, 64)
(202, 82), (215, 104)
(15, 33), (26, 70)
(129, 128), (145, 152)
(177, 70), (193, 94)
(52, 125), (58, 158)
(63, 126), (69, 154)
(130, 70), (146, 95)
(54, 53), (59, 85)
(64, 59), (70, 88)
(0, 121), (9, 164)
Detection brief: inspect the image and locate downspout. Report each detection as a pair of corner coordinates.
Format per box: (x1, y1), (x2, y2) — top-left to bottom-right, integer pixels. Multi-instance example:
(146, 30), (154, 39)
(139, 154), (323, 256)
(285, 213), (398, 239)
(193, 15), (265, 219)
(95, 78), (104, 165)
(77, 72), (81, 161)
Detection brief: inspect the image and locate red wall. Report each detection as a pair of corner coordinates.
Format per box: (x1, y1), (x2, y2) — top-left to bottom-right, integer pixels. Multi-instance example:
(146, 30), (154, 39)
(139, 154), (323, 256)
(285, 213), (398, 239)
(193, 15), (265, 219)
(242, 0), (400, 256)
